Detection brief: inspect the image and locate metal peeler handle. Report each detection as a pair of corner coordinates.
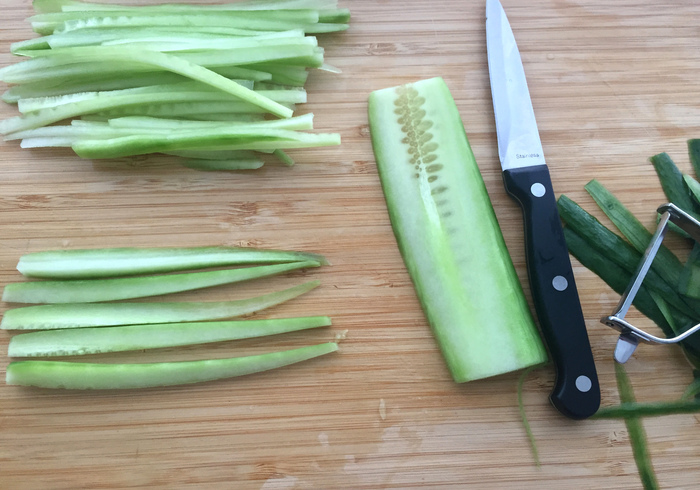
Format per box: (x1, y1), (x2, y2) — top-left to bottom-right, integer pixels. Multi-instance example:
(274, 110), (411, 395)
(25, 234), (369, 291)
(602, 203), (700, 363)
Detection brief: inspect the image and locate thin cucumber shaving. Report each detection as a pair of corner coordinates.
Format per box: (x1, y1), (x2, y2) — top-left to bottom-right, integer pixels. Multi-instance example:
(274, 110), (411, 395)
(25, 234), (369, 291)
(368, 77), (547, 383)
(5, 342), (339, 389)
(3, 260), (320, 304)
(0, 280), (320, 330)
(16, 245), (328, 279)
(8, 316), (332, 357)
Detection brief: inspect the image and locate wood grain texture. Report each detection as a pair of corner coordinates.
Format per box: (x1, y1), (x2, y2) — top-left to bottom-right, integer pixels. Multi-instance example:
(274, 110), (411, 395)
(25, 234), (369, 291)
(1, 0), (699, 488)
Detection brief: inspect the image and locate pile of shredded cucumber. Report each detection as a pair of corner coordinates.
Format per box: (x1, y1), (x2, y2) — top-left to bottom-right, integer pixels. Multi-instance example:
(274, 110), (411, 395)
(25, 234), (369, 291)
(0, 0), (349, 169)
(2, 246), (338, 389)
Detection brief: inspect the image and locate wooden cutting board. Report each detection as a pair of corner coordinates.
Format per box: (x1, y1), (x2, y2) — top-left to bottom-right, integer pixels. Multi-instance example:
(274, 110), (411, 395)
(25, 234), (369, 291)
(1, 1), (699, 488)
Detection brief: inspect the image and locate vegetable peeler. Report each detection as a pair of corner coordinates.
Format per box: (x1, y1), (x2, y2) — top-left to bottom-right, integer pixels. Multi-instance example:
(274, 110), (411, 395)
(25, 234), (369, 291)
(602, 203), (700, 363)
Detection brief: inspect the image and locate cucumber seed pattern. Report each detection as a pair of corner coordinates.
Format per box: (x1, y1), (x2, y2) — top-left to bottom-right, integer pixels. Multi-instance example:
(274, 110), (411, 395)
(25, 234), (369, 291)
(393, 85), (445, 194)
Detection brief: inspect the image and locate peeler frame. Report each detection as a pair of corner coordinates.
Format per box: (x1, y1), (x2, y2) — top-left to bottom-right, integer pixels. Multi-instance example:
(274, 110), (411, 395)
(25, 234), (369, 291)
(601, 203), (700, 363)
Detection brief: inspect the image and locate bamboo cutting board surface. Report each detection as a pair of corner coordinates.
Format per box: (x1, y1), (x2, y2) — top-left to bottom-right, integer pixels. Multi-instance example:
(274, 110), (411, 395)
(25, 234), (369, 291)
(1, 1), (699, 488)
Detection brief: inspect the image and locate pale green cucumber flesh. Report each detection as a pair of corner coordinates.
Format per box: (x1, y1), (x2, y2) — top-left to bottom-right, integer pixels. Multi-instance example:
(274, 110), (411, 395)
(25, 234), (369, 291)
(8, 316), (332, 357)
(16, 245), (328, 278)
(6, 342), (338, 389)
(0, 280), (320, 330)
(368, 77), (547, 383)
(180, 158), (264, 171)
(3, 260), (319, 304)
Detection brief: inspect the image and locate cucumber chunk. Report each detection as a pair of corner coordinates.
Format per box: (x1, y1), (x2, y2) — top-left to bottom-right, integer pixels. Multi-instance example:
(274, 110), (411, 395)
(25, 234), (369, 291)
(368, 77), (547, 383)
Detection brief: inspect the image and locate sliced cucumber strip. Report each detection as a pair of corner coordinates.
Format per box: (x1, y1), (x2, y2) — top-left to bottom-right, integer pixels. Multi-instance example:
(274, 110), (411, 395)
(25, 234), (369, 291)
(3, 260), (319, 304)
(0, 280), (320, 330)
(6, 342), (338, 389)
(16, 245), (328, 279)
(8, 315), (332, 357)
(368, 77), (547, 383)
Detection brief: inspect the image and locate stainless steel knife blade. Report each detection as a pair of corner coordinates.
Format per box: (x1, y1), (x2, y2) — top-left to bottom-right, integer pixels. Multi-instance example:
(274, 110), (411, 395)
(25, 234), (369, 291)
(486, 0), (600, 419)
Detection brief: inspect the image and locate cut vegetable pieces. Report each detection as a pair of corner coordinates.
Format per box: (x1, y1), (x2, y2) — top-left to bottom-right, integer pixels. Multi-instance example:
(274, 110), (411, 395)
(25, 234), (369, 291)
(1, 280), (320, 330)
(5, 342), (338, 389)
(1, 0), (348, 170)
(0, 46), (294, 124)
(3, 260), (319, 304)
(585, 179), (685, 289)
(72, 128), (340, 159)
(557, 195), (700, 320)
(8, 315), (332, 357)
(16, 245), (327, 279)
(368, 77), (547, 383)
(180, 157), (264, 171)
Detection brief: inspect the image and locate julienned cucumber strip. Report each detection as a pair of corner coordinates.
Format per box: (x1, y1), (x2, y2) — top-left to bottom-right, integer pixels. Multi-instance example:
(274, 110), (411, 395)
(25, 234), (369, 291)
(0, 47), (293, 119)
(16, 245), (328, 278)
(5, 342), (338, 389)
(0, 280), (320, 330)
(1, 68), (271, 103)
(8, 315), (332, 357)
(30, 12), (321, 36)
(15, 83), (295, 113)
(181, 158), (264, 171)
(106, 113), (313, 131)
(33, 0), (341, 14)
(368, 77), (547, 383)
(95, 101), (297, 120)
(72, 129), (340, 159)
(3, 260), (319, 304)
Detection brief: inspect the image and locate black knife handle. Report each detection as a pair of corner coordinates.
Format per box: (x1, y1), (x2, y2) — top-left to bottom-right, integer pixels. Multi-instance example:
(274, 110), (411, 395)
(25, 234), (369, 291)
(503, 164), (600, 419)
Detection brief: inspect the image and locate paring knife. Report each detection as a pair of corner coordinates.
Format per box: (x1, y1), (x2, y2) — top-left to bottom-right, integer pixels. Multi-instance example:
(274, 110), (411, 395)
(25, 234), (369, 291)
(485, 0), (600, 419)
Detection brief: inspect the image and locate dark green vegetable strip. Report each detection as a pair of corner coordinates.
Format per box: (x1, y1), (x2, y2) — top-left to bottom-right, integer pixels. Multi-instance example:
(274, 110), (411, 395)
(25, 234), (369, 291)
(16, 246), (328, 279)
(678, 243), (700, 299)
(563, 227), (674, 336)
(593, 399), (700, 418)
(0, 280), (320, 330)
(683, 174), (700, 205)
(585, 179), (684, 289)
(557, 195), (699, 319)
(681, 373), (700, 400)
(614, 363), (659, 490)
(565, 227), (700, 362)
(649, 152), (698, 215)
(688, 139), (700, 178)
(2, 260), (319, 304)
(8, 315), (332, 357)
(5, 342), (339, 389)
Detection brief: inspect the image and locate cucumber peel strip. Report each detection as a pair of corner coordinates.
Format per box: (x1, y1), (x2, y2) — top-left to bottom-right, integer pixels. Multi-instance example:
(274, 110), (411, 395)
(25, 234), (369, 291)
(5, 341), (338, 389)
(613, 363), (660, 490)
(8, 315), (332, 357)
(1, 280), (320, 330)
(3, 260), (320, 304)
(16, 245), (328, 279)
